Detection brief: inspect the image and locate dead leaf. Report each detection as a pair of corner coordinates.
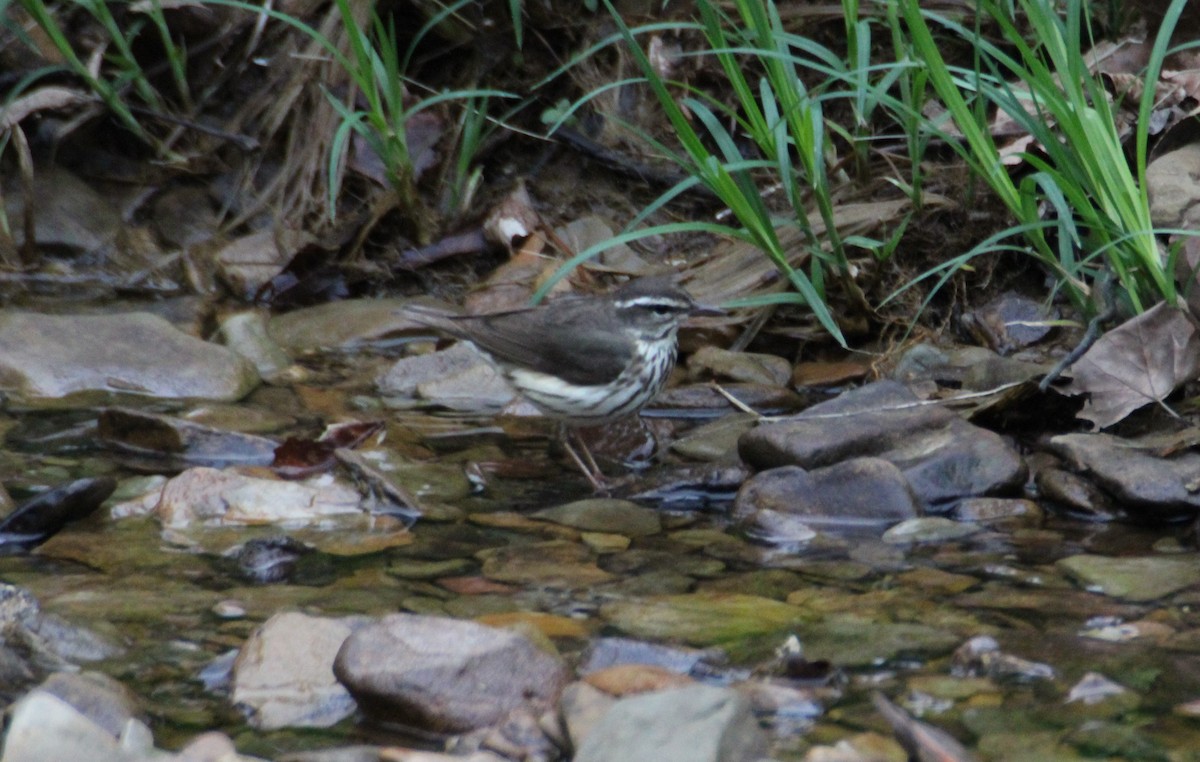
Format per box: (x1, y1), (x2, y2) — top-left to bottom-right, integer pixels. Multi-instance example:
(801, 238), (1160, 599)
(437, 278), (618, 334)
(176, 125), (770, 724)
(1064, 302), (1200, 428)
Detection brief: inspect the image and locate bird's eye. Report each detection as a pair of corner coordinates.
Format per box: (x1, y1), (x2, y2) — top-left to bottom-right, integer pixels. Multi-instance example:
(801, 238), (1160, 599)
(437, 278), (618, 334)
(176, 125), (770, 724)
(649, 304), (674, 315)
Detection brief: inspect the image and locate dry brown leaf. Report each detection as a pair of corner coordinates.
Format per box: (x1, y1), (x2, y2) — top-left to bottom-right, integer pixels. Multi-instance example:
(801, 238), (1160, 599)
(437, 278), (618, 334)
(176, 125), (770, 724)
(1065, 301), (1200, 428)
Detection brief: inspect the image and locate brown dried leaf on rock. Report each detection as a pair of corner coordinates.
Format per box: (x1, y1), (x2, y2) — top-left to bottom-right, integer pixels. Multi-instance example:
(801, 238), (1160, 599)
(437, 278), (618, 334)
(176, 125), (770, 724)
(1064, 302), (1200, 429)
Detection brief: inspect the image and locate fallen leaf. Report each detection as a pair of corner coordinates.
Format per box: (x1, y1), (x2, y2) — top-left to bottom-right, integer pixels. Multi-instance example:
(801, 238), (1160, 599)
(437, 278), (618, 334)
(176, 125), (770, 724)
(1065, 302), (1200, 428)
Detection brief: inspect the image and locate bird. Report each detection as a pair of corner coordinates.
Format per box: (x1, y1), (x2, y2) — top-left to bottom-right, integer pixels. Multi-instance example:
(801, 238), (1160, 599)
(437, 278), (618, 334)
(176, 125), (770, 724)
(402, 276), (721, 488)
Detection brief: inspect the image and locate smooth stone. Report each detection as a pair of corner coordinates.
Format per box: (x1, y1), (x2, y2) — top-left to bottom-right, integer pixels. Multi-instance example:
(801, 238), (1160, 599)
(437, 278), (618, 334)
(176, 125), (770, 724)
(268, 297), (414, 352)
(476, 540), (613, 588)
(334, 613), (567, 733)
(882, 517), (981, 544)
(1048, 433), (1200, 519)
(218, 310), (293, 379)
(580, 532), (631, 553)
(800, 616), (959, 666)
(377, 342), (514, 413)
(599, 593), (810, 647)
(734, 458), (922, 529)
(697, 569), (804, 600)
(739, 380), (1026, 506)
(573, 684), (767, 762)
(579, 637), (716, 676)
(687, 346), (792, 386)
(231, 611), (364, 730)
(560, 681), (617, 751)
(531, 499), (662, 537)
(0, 689), (159, 762)
(669, 414), (757, 462)
(1056, 554), (1200, 602)
(154, 467), (362, 527)
(952, 497), (1043, 526)
(0, 311), (259, 403)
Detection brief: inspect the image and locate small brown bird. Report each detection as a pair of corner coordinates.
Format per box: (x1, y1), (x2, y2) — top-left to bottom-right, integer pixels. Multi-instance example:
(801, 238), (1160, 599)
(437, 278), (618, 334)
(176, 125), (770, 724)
(403, 276), (720, 487)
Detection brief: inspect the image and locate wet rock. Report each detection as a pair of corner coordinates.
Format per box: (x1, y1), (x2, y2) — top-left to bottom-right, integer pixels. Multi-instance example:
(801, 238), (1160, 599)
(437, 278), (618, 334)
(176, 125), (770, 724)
(97, 408), (278, 470)
(579, 637), (719, 676)
(669, 414), (757, 462)
(951, 635), (1055, 682)
(231, 611), (365, 729)
(269, 297), (414, 352)
(574, 684), (767, 762)
(599, 593), (809, 647)
(618, 463), (751, 508)
(36, 671), (143, 738)
(698, 569), (805, 600)
(1065, 672), (1132, 708)
(378, 342), (514, 413)
(0, 476), (115, 553)
(952, 497), (1042, 527)
(1032, 468), (1123, 520)
(333, 613), (568, 733)
(584, 664), (695, 695)
(218, 310), (293, 380)
(153, 467), (361, 527)
(882, 517), (981, 544)
(229, 536), (318, 584)
(734, 459), (922, 532)
(687, 346), (792, 386)
(799, 617), (959, 667)
(531, 498), (661, 537)
(0, 584), (124, 670)
(476, 539), (613, 588)
(0, 311), (259, 403)
(739, 381), (1026, 507)
(1047, 433), (1200, 519)
(1056, 554), (1200, 602)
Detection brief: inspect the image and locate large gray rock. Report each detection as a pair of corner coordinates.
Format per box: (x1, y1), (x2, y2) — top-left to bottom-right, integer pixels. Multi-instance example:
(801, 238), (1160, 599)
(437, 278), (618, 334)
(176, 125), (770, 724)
(572, 684), (768, 762)
(739, 380), (1026, 507)
(333, 614), (568, 733)
(734, 458), (922, 532)
(0, 311), (258, 403)
(1047, 433), (1200, 519)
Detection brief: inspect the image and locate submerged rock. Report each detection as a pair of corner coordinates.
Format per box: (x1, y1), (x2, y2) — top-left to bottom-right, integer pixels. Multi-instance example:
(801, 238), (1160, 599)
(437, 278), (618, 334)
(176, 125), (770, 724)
(572, 684), (768, 762)
(153, 467), (361, 527)
(1056, 554), (1200, 602)
(0, 311), (259, 403)
(333, 613), (567, 733)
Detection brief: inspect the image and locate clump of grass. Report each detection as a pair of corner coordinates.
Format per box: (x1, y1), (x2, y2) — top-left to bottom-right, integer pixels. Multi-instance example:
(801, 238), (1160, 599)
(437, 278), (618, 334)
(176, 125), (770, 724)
(898, 0), (1186, 315)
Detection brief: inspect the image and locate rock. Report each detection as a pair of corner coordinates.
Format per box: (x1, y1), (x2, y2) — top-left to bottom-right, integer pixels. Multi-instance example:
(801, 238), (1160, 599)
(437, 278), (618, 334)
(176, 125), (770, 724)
(951, 635), (1055, 681)
(560, 681), (617, 751)
(572, 684), (768, 762)
(952, 497), (1043, 526)
(1056, 554), (1200, 602)
(269, 298), (415, 353)
(1034, 467), (1123, 521)
(669, 414), (757, 462)
(652, 382), (806, 414)
(1149, 143), (1200, 228)
(232, 611), (364, 730)
(579, 637), (718, 676)
(333, 613), (568, 733)
(687, 346), (792, 386)
(734, 458), (922, 532)
(218, 310), (293, 379)
(36, 672), (143, 739)
(154, 467), (362, 527)
(882, 517), (981, 544)
(97, 408), (279, 470)
(0, 584), (124, 670)
(799, 617), (959, 667)
(0, 688), (158, 762)
(531, 498), (662, 537)
(740, 381), (1026, 507)
(599, 593), (809, 647)
(476, 539), (613, 588)
(1047, 433), (1200, 519)
(378, 342), (514, 413)
(0, 311), (259, 403)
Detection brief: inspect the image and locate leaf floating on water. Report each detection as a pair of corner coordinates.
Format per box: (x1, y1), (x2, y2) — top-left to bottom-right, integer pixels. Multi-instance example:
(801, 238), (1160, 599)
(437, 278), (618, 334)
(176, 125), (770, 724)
(1064, 302), (1200, 429)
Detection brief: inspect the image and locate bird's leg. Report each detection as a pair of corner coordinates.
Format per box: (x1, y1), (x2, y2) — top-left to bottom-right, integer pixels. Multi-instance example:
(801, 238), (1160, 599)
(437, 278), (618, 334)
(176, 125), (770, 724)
(559, 424), (609, 494)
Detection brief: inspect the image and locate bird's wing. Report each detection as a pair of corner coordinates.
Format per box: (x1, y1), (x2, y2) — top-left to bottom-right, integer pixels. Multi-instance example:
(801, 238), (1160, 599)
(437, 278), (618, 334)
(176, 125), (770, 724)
(461, 301), (632, 386)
